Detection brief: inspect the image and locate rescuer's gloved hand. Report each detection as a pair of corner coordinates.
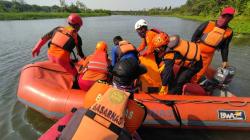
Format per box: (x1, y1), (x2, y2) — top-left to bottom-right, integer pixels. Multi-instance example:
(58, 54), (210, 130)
(159, 64), (165, 73)
(159, 85), (168, 95)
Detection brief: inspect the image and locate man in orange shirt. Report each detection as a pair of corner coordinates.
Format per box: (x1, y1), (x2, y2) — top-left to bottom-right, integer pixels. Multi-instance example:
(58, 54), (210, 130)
(135, 19), (167, 93)
(135, 19), (162, 63)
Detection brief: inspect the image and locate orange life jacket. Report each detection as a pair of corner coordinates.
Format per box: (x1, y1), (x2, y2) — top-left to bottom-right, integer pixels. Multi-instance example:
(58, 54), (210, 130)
(87, 50), (108, 74)
(117, 40), (138, 60)
(72, 87), (131, 140)
(165, 35), (201, 67)
(83, 81), (147, 134)
(200, 21), (232, 52)
(137, 28), (161, 54)
(50, 26), (78, 52)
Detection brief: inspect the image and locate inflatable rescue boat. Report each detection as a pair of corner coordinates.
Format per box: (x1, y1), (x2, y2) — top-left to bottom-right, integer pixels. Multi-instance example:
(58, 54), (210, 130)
(17, 61), (250, 130)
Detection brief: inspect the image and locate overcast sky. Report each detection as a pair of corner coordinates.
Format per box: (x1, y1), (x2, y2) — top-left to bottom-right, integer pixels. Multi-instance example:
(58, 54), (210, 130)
(22, 0), (187, 11)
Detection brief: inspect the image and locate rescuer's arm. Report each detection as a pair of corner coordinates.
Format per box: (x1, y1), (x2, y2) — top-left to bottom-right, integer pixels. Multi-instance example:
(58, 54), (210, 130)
(32, 27), (59, 57)
(191, 21), (209, 42)
(220, 32), (233, 68)
(76, 35), (85, 59)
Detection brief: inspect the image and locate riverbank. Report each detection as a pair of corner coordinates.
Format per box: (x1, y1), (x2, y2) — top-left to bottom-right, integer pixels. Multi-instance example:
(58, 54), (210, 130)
(173, 15), (250, 36)
(0, 12), (111, 20)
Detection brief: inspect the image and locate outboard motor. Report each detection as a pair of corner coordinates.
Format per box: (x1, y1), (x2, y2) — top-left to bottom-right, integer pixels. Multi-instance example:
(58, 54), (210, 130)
(200, 66), (236, 94)
(214, 66), (236, 85)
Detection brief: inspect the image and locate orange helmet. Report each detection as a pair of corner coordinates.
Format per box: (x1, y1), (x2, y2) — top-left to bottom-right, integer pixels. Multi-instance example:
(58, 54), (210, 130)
(96, 41), (108, 52)
(152, 32), (170, 48)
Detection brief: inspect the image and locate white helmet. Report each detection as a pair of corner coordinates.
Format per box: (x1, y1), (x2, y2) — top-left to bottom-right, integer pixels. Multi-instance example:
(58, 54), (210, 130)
(135, 19), (148, 30)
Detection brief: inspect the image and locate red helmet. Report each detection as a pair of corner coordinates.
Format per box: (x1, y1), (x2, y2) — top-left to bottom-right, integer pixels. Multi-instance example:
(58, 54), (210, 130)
(67, 13), (83, 27)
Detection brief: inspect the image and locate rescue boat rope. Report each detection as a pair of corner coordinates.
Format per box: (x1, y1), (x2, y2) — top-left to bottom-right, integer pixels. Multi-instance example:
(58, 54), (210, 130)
(136, 98), (249, 107)
(146, 94), (183, 128)
(21, 65), (71, 74)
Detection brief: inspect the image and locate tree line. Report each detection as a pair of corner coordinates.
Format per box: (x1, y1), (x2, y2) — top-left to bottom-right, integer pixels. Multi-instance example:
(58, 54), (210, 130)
(112, 0), (250, 17)
(0, 0), (111, 14)
(172, 0), (250, 16)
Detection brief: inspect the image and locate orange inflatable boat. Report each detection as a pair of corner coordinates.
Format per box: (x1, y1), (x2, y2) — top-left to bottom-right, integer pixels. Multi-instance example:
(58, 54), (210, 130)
(17, 61), (86, 119)
(17, 61), (250, 130)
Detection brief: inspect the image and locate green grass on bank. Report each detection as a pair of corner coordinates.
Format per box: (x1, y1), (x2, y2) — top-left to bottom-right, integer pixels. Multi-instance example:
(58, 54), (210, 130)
(173, 15), (250, 35)
(0, 12), (110, 20)
(1, 12), (249, 36)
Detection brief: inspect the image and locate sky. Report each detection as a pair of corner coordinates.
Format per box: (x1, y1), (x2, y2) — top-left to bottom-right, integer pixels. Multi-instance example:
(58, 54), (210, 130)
(22, 0), (187, 11)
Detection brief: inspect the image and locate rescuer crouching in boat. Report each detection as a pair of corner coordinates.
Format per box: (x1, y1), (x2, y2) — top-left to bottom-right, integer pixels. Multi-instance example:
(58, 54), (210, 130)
(77, 41), (110, 91)
(155, 34), (203, 95)
(111, 36), (139, 68)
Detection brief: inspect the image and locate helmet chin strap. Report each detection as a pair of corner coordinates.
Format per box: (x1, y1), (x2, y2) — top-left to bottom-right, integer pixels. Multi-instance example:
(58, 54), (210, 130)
(68, 23), (80, 31)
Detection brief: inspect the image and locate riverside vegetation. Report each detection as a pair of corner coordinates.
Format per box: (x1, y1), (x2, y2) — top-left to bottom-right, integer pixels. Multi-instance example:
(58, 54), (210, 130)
(0, 0), (111, 20)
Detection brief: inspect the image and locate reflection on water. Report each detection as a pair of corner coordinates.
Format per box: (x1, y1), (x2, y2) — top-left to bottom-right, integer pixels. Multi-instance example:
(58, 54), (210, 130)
(0, 15), (249, 140)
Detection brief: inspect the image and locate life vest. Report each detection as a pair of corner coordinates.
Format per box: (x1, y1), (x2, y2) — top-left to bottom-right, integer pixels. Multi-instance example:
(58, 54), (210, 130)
(50, 26), (78, 52)
(87, 50), (108, 74)
(117, 40), (138, 60)
(137, 28), (161, 53)
(165, 35), (201, 67)
(145, 28), (166, 48)
(83, 81), (147, 134)
(150, 28), (162, 34)
(70, 87), (130, 140)
(200, 21), (232, 51)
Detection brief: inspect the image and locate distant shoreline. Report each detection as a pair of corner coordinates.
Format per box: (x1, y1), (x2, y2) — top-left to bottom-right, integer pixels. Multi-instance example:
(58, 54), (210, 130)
(1, 12), (249, 37)
(0, 12), (111, 20)
(112, 12), (250, 36)
(170, 15), (250, 36)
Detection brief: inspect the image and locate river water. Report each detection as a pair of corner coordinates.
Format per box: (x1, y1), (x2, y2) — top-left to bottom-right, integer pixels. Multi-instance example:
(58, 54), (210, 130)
(0, 15), (250, 140)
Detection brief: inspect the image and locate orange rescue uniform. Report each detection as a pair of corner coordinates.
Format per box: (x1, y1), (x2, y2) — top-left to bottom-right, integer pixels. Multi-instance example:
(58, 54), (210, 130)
(78, 50), (109, 91)
(191, 21), (233, 83)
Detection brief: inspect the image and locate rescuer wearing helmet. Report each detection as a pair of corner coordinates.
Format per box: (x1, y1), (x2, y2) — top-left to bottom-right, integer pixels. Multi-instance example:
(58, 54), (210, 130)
(135, 19), (162, 58)
(191, 7), (235, 83)
(31, 13), (85, 88)
(77, 41), (110, 91)
(135, 19), (170, 93)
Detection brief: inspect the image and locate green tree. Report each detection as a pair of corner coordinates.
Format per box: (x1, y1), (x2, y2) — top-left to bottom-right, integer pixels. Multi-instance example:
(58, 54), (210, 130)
(0, 3), (4, 12)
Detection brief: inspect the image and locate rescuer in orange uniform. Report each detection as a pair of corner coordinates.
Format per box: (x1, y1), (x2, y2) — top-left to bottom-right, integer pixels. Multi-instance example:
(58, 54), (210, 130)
(135, 19), (163, 64)
(155, 35), (203, 94)
(32, 13), (85, 88)
(191, 7), (235, 83)
(77, 41), (109, 91)
(135, 19), (168, 93)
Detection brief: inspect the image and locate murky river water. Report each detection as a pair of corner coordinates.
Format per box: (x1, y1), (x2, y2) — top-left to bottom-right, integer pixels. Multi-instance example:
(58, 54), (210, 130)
(0, 15), (250, 140)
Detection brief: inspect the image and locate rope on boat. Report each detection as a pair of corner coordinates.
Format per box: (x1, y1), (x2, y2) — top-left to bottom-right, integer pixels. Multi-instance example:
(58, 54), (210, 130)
(21, 65), (71, 75)
(147, 94), (183, 128)
(136, 98), (250, 107)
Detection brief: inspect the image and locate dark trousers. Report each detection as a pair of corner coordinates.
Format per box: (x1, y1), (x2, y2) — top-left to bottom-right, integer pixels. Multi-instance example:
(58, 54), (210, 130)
(161, 58), (203, 94)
